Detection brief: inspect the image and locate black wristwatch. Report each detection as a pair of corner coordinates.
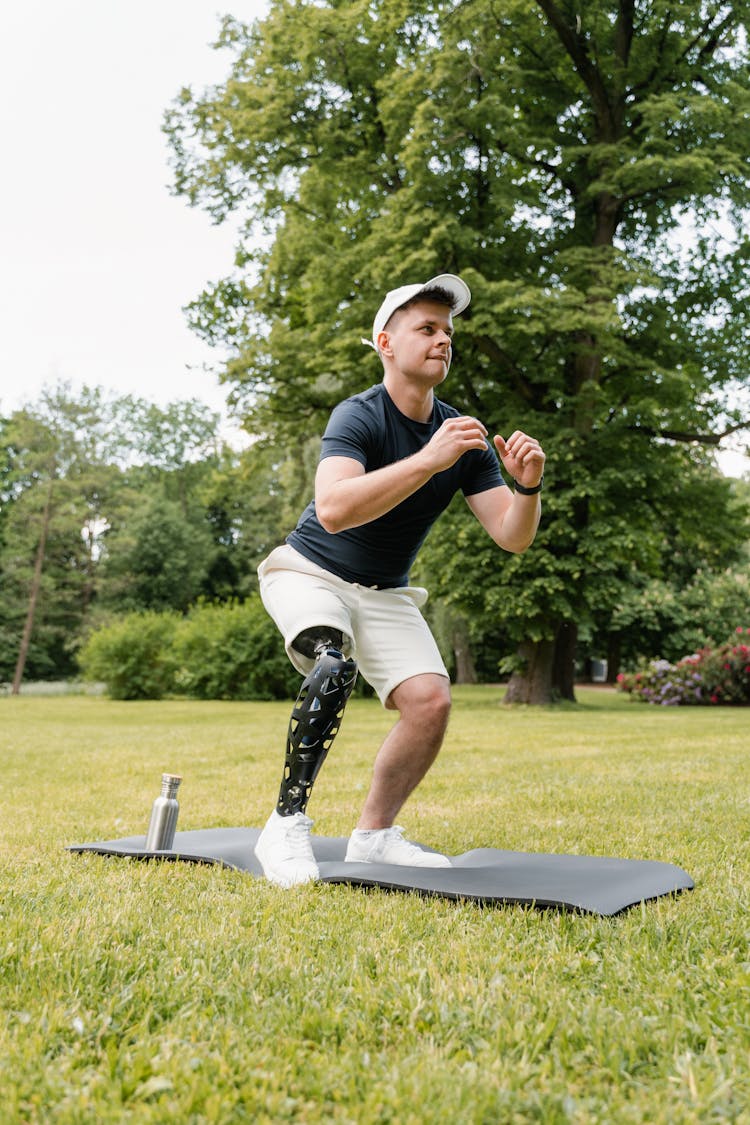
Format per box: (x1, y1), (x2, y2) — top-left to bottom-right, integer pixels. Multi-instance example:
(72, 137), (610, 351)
(513, 476), (544, 495)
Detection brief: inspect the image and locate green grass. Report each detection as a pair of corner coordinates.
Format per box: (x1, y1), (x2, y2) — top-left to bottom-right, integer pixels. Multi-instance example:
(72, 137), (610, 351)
(1, 688), (748, 1123)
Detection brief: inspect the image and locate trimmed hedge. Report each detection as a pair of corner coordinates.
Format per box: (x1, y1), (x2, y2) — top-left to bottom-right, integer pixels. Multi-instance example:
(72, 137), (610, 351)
(79, 597), (298, 701)
(78, 611), (180, 701)
(174, 599), (298, 701)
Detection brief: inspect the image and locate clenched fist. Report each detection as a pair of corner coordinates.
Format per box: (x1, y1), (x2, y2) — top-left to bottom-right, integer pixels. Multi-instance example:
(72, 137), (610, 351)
(494, 431), (545, 491)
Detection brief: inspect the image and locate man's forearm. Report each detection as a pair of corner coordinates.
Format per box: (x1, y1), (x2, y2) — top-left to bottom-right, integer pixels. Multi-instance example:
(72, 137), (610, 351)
(495, 491), (541, 553)
(315, 452), (434, 533)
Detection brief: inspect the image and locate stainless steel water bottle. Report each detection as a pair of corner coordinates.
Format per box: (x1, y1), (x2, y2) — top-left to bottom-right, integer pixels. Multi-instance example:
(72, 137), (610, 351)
(145, 773), (182, 851)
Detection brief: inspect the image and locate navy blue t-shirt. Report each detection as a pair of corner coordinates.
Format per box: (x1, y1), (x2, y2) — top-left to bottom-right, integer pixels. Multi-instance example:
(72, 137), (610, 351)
(287, 384), (505, 588)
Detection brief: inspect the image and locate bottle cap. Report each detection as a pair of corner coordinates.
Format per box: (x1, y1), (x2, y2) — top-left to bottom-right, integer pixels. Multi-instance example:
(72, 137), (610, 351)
(160, 773), (182, 796)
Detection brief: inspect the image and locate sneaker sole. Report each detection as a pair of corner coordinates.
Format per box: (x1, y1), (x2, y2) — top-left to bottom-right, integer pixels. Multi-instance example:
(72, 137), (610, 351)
(344, 853), (451, 868)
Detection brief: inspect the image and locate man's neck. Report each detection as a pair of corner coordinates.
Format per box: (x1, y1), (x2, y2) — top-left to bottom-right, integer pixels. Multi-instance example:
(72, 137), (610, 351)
(382, 373), (434, 423)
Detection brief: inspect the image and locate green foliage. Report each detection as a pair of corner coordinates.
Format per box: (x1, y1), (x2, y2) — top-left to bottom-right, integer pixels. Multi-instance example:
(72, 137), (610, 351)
(0, 387), (125, 684)
(610, 566), (750, 668)
(196, 439), (310, 600)
(174, 598), (298, 701)
(618, 629), (750, 706)
(78, 612), (180, 701)
(80, 598), (298, 702)
(416, 468), (748, 683)
(113, 397), (220, 473)
(164, 0), (750, 699)
(99, 494), (215, 614)
(0, 385), (272, 683)
(166, 0), (750, 439)
(0, 415), (11, 543)
(0, 384), (319, 687)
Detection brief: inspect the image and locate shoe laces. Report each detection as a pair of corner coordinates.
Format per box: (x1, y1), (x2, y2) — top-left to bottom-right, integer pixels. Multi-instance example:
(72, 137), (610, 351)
(282, 814), (314, 856)
(381, 825), (423, 857)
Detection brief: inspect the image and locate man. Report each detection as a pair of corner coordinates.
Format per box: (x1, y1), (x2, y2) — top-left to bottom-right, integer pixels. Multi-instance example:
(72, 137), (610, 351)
(255, 273), (545, 887)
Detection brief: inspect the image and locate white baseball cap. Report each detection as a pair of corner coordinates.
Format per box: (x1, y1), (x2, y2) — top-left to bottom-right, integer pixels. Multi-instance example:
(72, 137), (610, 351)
(362, 273), (471, 350)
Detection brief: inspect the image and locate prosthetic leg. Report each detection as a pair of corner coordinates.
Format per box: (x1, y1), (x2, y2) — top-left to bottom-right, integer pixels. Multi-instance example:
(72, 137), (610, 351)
(277, 628), (358, 816)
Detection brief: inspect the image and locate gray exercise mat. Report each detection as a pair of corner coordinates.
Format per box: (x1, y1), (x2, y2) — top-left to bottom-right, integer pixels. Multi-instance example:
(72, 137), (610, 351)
(68, 827), (694, 916)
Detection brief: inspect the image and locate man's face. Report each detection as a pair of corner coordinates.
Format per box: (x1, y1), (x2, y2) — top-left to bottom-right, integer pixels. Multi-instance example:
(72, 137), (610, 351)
(379, 300), (454, 384)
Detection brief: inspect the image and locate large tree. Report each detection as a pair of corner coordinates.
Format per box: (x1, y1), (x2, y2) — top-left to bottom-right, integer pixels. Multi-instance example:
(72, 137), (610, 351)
(166, 0), (750, 701)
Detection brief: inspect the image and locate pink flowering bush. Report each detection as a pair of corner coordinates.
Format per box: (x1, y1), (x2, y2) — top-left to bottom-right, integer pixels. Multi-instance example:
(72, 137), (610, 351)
(617, 628), (750, 706)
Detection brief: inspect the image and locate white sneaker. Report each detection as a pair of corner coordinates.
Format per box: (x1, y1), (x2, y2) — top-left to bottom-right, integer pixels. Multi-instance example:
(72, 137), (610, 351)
(345, 826), (451, 868)
(254, 810), (319, 887)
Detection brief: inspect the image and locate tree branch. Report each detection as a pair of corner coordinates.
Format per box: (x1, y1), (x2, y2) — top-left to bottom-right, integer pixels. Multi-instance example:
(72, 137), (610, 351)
(533, 0), (615, 137)
(478, 128), (578, 198)
(677, 8), (735, 71)
(474, 334), (535, 403)
(614, 0), (635, 67)
(629, 8), (734, 97)
(628, 8), (673, 96)
(630, 419), (750, 446)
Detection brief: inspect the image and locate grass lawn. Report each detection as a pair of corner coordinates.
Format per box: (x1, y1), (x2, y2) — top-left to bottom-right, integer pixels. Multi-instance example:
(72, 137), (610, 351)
(1, 687), (748, 1123)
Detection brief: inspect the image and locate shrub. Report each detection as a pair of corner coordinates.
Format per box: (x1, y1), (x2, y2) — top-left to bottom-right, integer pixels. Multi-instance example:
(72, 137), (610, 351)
(78, 611), (179, 700)
(174, 598), (298, 701)
(79, 598), (346, 702)
(617, 628), (750, 706)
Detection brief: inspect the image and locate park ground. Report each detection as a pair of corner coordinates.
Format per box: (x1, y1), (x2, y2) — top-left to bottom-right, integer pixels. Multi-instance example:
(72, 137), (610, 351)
(1, 686), (748, 1123)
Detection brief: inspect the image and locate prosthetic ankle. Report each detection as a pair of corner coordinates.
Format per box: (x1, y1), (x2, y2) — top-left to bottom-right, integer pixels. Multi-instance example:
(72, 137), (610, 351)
(277, 630), (358, 817)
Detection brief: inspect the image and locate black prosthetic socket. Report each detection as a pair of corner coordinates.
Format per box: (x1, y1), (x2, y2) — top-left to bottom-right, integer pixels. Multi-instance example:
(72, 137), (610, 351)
(292, 627), (345, 661)
(277, 640), (357, 817)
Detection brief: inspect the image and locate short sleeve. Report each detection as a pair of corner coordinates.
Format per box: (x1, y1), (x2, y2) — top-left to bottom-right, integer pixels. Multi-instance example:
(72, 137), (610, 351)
(461, 442), (506, 497)
(319, 398), (376, 467)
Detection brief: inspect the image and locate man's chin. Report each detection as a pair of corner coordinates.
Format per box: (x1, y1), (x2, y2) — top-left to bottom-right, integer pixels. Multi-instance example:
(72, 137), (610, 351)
(401, 363), (449, 386)
(425, 360), (450, 381)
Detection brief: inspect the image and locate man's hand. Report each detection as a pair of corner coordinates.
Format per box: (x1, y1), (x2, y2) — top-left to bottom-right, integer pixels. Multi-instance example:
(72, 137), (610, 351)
(494, 430), (545, 490)
(468, 427), (545, 552)
(421, 416), (490, 473)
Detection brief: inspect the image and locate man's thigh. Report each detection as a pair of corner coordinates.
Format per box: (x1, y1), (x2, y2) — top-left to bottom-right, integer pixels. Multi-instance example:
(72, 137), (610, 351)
(354, 589), (449, 707)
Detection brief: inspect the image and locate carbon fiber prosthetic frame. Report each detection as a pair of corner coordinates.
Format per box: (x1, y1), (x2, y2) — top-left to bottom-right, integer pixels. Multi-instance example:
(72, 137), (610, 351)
(277, 646), (358, 816)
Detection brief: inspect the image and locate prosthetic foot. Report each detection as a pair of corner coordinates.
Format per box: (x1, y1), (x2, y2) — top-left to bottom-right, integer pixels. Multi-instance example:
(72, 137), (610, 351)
(254, 810), (318, 888)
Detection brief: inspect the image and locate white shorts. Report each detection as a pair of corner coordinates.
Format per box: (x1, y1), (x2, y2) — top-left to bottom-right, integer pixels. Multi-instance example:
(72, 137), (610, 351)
(257, 544), (449, 706)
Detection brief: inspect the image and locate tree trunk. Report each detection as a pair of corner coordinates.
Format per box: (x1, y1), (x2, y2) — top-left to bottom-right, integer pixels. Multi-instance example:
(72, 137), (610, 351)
(11, 482), (53, 695)
(504, 637), (555, 704)
(451, 617), (477, 685)
(606, 634), (622, 683)
(504, 622), (578, 704)
(81, 521), (96, 617)
(552, 621), (577, 701)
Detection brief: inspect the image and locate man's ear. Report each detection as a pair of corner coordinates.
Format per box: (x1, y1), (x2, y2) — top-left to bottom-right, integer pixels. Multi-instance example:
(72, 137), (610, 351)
(377, 330), (393, 356)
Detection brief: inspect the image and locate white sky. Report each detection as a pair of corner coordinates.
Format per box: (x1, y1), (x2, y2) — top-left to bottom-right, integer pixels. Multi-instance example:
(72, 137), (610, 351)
(0, 1), (746, 476)
(0, 1), (266, 429)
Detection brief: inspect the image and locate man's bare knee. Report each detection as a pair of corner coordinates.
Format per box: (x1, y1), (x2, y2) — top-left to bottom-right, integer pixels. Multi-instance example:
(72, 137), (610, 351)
(389, 675), (451, 726)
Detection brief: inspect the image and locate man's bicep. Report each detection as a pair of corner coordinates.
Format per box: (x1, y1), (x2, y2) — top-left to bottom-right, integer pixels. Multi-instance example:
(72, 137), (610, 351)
(315, 456), (366, 500)
(466, 485), (513, 540)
